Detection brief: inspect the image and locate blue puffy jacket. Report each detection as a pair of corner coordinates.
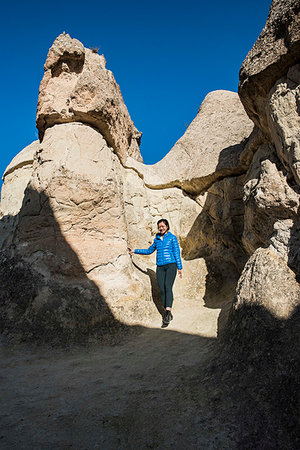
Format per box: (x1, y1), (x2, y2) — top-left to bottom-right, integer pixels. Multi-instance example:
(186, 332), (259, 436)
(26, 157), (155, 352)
(134, 232), (182, 269)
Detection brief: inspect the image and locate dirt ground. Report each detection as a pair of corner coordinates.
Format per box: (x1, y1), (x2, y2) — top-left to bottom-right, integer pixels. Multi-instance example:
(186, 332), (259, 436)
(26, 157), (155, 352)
(0, 297), (240, 449)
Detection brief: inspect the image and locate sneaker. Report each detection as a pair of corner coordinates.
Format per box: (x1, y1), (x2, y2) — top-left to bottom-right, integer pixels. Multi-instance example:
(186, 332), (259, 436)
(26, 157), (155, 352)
(164, 311), (173, 324)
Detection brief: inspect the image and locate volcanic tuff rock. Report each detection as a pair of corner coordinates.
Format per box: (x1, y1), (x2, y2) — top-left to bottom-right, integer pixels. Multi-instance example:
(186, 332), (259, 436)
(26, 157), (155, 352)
(234, 248), (300, 320)
(0, 141), (40, 250)
(37, 32), (142, 165)
(239, 0), (300, 134)
(1, 140), (40, 216)
(231, 0), (300, 319)
(126, 90), (254, 195)
(221, 6), (300, 440)
(0, 115), (206, 342)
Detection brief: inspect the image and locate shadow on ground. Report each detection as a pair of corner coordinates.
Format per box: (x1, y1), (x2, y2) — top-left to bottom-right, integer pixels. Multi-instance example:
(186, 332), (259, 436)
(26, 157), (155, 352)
(132, 260), (165, 316)
(1, 301), (299, 449)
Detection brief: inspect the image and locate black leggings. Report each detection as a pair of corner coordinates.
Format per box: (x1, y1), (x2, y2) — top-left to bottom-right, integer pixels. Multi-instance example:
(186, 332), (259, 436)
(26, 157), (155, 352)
(156, 263), (177, 308)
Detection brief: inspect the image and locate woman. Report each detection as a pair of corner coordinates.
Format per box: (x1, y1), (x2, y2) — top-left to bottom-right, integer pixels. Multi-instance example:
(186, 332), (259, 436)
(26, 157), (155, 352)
(128, 219), (182, 326)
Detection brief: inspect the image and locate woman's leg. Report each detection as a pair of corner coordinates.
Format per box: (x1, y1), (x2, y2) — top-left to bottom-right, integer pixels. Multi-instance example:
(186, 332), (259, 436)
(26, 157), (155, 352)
(156, 265), (167, 308)
(164, 263), (177, 310)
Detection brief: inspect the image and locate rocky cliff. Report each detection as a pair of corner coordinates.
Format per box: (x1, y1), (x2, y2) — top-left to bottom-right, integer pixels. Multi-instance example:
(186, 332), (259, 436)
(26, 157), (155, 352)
(1, 0), (300, 357)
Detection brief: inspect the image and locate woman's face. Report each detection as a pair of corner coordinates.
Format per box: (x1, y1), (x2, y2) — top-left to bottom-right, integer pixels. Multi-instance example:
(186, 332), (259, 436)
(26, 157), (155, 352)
(158, 222), (168, 235)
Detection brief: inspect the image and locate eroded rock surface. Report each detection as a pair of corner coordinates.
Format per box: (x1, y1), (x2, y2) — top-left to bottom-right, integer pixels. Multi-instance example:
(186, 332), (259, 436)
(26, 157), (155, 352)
(230, 0), (300, 322)
(239, 0), (300, 134)
(1, 31), (253, 343)
(0, 141), (40, 250)
(234, 248), (300, 320)
(126, 90), (254, 195)
(268, 64), (300, 184)
(221, 8), (300, 442)
(37, 33), (142, 164)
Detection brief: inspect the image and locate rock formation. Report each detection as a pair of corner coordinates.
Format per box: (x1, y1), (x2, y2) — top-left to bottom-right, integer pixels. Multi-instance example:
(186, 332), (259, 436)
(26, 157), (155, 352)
(0, 34), (200, 342)
(216, 3), (300, 444)
(1, 0), (299, 354)
(126, 90), (254, 195)
(233, 0), (300, 319)
(239, 0), (300, 134)
(37, 33), (142, 164)
(0, 31), (254, 343)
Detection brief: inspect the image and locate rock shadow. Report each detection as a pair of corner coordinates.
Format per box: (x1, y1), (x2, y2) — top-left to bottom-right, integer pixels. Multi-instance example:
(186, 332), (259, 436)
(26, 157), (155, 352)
(132, 261), (164, 316)
(0, 186), (132, 346)
(1, 304), (299, 449)
(288, 213), (300, 283)
(212, 302), (300, 449)
(181, 140), (249, 336)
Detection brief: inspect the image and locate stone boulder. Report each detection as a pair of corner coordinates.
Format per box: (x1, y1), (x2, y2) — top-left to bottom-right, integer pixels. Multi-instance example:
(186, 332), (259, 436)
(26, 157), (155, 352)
(267, 63), (300, 185)
(126, 90), (254, 195)
(37, 33), (142, 164)
(1, 140), (40, 216)
(0, 141), (40, 250)
(239, 0), (300, 134)
(234, 247), (300, 321)
(222, 2), (300, 411)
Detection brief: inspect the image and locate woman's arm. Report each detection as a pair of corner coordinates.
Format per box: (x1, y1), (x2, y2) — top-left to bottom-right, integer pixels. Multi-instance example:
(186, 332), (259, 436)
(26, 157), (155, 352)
(129, 240), (156, 255)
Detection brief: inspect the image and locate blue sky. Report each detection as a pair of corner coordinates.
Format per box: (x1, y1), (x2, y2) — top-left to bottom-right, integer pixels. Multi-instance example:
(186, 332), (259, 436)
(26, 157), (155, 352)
(1, 0), (271, 186)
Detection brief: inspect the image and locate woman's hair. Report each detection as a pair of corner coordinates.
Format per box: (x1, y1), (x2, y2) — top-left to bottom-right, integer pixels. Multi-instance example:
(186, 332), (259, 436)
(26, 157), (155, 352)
(157, 218), (170, 230)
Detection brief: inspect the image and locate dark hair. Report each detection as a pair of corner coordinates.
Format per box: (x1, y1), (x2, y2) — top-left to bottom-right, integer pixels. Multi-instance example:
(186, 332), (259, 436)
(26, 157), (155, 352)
(157, 218), (170, 230)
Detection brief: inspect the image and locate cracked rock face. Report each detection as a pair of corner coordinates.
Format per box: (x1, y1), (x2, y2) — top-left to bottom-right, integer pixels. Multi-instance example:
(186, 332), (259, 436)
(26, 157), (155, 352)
(226, 0), (300, 355)
(268, 64), (300, 184)
(239, 0), (300, 134)
(126, 90), (254, 196)
(0, 141), (40, 250)
(37, 33), (142, 165)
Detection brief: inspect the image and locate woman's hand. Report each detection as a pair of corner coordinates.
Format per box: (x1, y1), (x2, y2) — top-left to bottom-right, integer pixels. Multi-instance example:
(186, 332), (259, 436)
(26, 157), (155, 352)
(178, 269), (183, 279)
(128, 247), (134, 256)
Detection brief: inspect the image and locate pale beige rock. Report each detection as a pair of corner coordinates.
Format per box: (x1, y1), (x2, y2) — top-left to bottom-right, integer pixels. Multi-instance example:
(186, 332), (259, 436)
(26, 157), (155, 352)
(0, 120), (205, 341)
(126, 90), (254, 195)
(243, 143), (299, 255)
(43, 32), (85, 71)
(234, 247), (300, 320)
(37, 33), (142, 164)
(179, 172), (249, 335)
(267, 64), (300, 185)
(123, 167), (206, 304)
(1, 140), (39, 216)
(0, 141), (40, 250)
(12, 124), (150, 324)
(182, 174), (247, 268)
(239, 0), (300, 134)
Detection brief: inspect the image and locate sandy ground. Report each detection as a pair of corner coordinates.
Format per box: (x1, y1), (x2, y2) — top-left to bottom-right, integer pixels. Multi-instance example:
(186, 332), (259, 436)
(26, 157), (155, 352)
(0, 298), (238, 449)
